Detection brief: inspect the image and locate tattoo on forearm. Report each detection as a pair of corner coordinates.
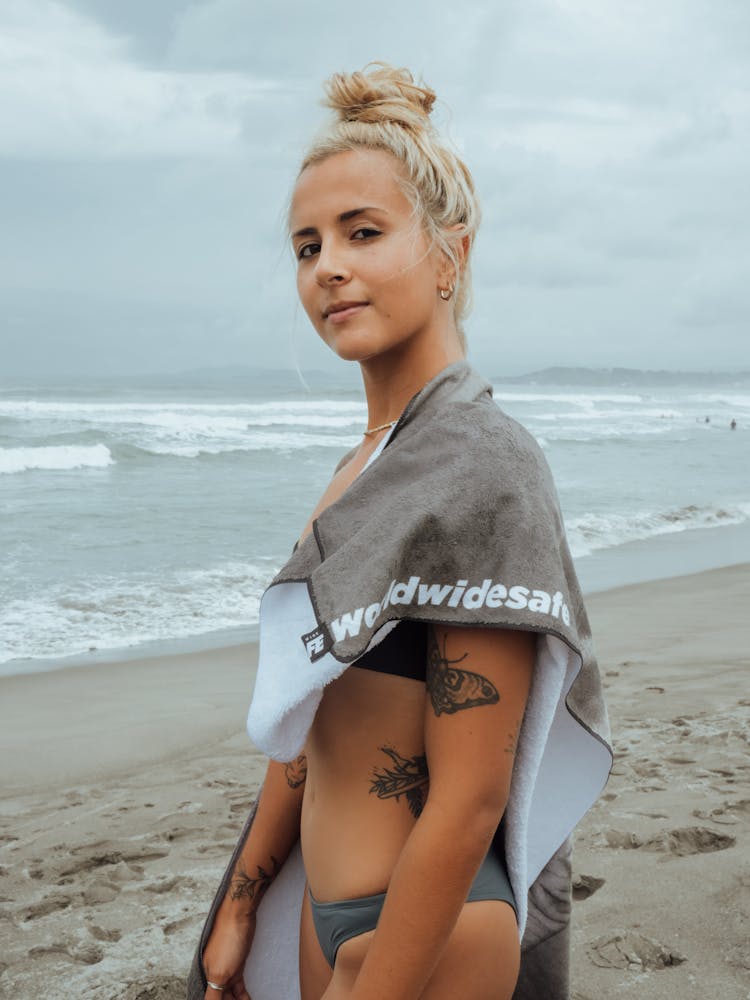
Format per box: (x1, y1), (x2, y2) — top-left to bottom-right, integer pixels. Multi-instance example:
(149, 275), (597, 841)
(230, 856), (280, 906)
(284, 753), (307, 789)
(426, 627), (500, 716)
(370, 746), (429, 818)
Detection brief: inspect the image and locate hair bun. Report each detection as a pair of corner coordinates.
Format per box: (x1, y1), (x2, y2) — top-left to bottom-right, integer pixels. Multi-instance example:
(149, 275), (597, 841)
(323, 61), (436, 132)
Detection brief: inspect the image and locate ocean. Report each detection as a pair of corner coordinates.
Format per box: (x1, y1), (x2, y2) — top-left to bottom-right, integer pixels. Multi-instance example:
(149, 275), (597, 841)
(2, 370), (748, 673)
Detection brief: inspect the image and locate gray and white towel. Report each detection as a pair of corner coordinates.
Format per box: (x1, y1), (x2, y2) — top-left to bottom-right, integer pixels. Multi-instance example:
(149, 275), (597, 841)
(188, 359), (613, 1000)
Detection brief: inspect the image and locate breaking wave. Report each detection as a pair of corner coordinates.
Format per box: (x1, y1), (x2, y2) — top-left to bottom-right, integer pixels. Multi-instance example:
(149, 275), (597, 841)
(567, 502), (750, 558)
(0, 444), (114, 475)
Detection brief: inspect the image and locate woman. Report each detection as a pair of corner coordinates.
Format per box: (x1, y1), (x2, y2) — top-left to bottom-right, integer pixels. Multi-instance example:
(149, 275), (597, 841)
(191, 63), (612, 1000)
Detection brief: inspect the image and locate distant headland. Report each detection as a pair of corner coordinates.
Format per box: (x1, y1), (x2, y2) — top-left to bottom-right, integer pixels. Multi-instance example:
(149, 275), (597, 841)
(493, 367), (750, 387)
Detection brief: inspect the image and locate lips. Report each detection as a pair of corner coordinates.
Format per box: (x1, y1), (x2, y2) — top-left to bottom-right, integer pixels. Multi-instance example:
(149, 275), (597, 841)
(323, 300), (368, 318)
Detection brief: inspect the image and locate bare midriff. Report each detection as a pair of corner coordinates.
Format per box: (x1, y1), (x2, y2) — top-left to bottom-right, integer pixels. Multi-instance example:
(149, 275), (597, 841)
(301, 664), (427, 902)
(297, 438), (426, 902)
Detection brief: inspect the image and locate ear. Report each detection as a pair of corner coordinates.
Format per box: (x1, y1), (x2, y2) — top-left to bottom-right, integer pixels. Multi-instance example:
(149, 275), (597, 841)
(455, 231), (471, 271)
(438, 225), (471, 286)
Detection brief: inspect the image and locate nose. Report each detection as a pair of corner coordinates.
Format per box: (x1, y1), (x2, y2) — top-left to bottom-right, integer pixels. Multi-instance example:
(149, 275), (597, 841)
(314, 239), (350, 287)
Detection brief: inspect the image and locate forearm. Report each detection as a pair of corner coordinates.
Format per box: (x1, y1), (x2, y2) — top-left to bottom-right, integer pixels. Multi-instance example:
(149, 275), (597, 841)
(350, 798), (502, 1000)
(221, 754), (306, 918)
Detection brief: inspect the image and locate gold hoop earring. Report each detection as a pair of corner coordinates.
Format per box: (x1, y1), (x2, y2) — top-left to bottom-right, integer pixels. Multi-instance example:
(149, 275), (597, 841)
(439, 285), (454, 301)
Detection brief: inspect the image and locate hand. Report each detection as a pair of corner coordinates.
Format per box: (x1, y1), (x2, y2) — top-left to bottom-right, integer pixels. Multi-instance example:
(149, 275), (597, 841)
(202, 904), (256, 1000)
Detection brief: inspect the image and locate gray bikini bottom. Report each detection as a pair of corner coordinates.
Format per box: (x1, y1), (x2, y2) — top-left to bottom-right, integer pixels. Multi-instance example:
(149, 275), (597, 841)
(309, 845), (517, 969)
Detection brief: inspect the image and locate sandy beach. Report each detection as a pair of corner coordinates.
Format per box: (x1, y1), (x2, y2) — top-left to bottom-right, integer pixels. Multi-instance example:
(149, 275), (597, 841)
(1, 563), (748, 999)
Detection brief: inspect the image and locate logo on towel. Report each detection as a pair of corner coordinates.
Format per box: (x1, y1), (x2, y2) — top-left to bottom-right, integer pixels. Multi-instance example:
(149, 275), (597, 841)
(301, 624), (333, 662)
(324, 575), (571, 643)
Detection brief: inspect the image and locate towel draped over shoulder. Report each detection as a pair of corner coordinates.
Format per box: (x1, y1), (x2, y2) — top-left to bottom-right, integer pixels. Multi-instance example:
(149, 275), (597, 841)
(187, 360), (613, 1000)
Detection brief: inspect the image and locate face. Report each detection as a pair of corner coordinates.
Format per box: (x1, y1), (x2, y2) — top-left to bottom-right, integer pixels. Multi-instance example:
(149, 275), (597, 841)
(289, 148), (450, 363)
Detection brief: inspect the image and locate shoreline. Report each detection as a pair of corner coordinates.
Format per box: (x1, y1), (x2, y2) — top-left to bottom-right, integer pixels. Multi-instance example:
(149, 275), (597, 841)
(3, 516), (749, 680)
(1, 562), (748, 999)
(3, 560), (747, 795)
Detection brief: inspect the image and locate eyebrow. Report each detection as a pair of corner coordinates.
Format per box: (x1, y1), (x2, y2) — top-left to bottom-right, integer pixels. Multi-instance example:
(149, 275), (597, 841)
(291, 206), (386, 240)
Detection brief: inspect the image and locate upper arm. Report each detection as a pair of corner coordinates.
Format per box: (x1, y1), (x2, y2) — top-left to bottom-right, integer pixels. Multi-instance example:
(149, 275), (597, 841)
(424, 624), (534, 820)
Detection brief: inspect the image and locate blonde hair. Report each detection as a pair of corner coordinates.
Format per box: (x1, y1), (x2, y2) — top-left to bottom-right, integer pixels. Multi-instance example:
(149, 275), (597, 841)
(294, 62), (481, 352)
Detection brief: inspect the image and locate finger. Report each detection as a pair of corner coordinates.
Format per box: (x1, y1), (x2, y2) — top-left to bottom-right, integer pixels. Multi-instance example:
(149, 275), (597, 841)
(228, 974), (250, 1000)
(231, 976), (251, 1000)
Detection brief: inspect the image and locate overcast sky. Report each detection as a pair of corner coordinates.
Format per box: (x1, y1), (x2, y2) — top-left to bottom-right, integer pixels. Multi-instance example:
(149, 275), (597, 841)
(2, 0), (749, 377)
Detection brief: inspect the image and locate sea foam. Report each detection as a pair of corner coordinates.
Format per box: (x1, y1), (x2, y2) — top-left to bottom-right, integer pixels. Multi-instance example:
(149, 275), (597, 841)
(0, 444), (114, 475)
(567, 502), (750, 558)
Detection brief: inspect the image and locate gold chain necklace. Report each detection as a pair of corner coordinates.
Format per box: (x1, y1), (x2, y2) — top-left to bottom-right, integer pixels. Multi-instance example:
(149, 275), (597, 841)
(363, 419), (397, 437)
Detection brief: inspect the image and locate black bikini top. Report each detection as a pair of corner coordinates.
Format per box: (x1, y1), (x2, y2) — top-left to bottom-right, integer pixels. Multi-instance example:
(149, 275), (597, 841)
(352, 619), (428, 683)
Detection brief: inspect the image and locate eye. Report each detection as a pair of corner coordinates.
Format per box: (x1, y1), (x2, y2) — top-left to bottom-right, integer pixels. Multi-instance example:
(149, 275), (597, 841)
(296, 242), (320, 260)
(352, 227), (381, 241)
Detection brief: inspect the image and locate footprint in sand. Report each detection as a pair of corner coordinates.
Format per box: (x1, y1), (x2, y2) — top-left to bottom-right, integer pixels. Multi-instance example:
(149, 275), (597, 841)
(107, 861), (144, 882)
(601, 829), (643, 849)
(692, 800), (749, 825)
(201, 778), (240, 789)
(600, 825), (735, 856)
(665, 752), (696, 764)
(176, 800), (203, 813)
(230, 800), (255, 813)
(21, 894), (74, 921)
(161, 827), (195, 843)
(82, 881), (121, 905)
(162, 914), (195, 936)
(57, 843), (169, 881)
(28, 941), (104, 965)
(87, 923), (122, 942)
(119, 974), (187, 999)
(192, 840), (241, 856)
(587, 930), (686, 970)
(144, 876), (181, 894)
(699, 751), (737, 777)
(644, 826), (736, 857)
(669, 715), (694, 733)
(60, 792), (85, 809)
(631, 759), (665, 779)
(572, 874), (606, 900)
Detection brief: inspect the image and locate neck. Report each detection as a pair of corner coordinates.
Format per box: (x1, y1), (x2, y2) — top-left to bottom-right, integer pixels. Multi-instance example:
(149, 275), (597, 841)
(359, 331), (465, 430)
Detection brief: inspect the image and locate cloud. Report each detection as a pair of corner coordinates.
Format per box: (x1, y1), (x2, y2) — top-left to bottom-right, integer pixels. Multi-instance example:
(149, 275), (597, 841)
(1, 0), (749, 374)
(0, 0), (278, 159)
(61, 0), (191, 64)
